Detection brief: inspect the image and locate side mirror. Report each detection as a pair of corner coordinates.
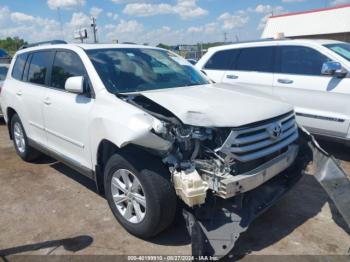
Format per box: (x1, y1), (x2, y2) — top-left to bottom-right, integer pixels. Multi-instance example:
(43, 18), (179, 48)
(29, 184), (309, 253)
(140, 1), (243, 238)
(65, 76), (84, 94)
(321, 61), (347, 77)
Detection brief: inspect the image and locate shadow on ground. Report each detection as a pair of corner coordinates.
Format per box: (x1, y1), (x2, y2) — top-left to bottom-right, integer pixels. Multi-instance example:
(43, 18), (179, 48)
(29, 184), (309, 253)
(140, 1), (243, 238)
(0, 235), (93, 258)
(318, 139), (350, 162)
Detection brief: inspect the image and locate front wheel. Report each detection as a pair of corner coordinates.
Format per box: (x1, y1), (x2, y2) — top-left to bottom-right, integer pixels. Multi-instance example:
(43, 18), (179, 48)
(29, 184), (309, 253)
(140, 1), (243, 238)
(104, 152), (177, 238)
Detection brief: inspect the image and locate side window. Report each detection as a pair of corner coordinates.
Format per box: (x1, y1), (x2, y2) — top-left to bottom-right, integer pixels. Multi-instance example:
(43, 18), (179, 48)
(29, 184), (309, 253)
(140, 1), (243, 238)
(12, 53), (28, 80)
(22, 54), (32, 82)
(279, 46), (330, 76)
(235, 46), (275, 73)
(204, 49), (239, 70)
(51, 51), (86, 90)
(28, 51), (52, 85)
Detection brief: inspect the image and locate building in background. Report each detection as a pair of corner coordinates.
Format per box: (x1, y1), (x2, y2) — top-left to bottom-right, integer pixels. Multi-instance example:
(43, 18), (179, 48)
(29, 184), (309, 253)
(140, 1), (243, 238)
(262, 4), (350, 42)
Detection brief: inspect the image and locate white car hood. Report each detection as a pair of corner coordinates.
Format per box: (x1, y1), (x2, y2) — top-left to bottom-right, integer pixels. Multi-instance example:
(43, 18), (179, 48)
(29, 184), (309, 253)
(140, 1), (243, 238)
(139, 83), (293, 127)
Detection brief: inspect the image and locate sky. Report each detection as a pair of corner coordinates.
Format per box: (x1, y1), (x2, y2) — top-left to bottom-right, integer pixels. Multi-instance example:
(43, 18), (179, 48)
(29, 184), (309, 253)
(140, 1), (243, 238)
(0, 0), (349, 46)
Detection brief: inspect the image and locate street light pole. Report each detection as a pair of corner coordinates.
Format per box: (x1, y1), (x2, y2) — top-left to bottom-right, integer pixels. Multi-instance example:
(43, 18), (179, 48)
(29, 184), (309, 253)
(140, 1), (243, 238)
(91, 17), (97, 43)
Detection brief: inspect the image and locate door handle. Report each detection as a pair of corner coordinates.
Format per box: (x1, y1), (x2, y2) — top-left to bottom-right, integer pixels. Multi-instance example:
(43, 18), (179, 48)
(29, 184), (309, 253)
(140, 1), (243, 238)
(278, 79), (294, 84)
(226, 74), (239, 80)
(16, 90), (23, 96)
(43, 98), (51, 105)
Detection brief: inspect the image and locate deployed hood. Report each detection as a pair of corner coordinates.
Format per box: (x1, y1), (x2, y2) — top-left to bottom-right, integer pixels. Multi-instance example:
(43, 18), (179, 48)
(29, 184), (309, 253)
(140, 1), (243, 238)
(138, 83), (293, 127)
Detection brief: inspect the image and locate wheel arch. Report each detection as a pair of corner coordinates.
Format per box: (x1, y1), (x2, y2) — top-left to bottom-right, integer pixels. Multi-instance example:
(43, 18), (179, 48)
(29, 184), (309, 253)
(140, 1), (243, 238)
(95, 139), (166, 196)
(6, 107), (18, 140)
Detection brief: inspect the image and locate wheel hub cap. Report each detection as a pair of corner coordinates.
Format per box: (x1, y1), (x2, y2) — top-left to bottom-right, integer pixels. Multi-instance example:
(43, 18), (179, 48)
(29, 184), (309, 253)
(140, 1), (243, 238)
(14, 122), (25, 153)
(111, 169), (146, 224)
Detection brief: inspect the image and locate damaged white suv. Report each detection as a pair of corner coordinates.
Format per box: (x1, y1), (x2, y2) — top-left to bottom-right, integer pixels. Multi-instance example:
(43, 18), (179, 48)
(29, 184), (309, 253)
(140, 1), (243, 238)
(1, 42), (304, 257)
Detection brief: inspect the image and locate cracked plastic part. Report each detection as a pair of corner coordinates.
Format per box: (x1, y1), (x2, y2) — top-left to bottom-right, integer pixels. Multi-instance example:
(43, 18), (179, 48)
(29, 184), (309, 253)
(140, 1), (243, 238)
(182, 128), (350, 258)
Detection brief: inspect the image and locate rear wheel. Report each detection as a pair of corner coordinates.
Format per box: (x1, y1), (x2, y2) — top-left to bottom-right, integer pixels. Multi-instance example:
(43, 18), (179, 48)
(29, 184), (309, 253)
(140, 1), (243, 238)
(11, 114), (41, 162)
(104, 152), (177, 238)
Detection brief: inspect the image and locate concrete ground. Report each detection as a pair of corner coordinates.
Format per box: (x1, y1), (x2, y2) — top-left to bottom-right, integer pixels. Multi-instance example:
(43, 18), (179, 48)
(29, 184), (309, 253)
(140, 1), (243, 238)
(0, 119), (349, 260)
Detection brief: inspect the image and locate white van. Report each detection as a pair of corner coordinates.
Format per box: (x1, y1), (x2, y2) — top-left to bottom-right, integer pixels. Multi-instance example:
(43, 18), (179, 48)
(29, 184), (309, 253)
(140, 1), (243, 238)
(196, 39), (350, 144)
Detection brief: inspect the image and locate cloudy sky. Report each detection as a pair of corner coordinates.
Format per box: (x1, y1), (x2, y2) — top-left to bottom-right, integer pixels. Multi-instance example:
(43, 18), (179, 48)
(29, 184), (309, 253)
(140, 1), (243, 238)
(0, 0), (349, 46)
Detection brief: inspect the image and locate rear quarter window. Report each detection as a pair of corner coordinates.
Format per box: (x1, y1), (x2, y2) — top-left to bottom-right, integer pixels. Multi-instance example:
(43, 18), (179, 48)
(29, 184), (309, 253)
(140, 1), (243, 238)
(12, 53), (28, 80)
(204, 49), (239, 70)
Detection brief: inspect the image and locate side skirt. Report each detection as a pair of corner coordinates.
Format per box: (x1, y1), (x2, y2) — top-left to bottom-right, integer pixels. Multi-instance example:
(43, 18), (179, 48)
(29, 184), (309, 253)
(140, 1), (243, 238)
(28, 138), (95, 181)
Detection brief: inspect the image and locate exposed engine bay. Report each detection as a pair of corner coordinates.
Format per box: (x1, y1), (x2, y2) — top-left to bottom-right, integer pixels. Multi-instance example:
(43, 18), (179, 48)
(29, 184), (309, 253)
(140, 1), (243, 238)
(120, 93), (350, 259)
(122, 94), (299, 206)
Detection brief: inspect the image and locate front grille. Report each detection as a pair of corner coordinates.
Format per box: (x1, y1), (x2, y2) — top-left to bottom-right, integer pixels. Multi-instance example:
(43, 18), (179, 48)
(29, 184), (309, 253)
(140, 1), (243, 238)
(216, 112), (298, 162)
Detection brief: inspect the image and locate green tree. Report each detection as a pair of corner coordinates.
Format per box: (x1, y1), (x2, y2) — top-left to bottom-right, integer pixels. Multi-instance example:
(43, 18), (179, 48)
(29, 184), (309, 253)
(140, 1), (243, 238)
(0, 37), (27, 55)
(157, 43), (171, 50)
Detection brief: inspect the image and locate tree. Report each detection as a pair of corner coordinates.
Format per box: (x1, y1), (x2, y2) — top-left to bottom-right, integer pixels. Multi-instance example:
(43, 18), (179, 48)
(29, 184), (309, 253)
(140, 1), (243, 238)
(157, 43), (171, 50)
(0, 37), (28, 55)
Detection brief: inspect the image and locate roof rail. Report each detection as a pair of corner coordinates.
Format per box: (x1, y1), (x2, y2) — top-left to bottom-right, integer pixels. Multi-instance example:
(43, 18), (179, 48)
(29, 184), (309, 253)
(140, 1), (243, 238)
(19, 40), (67, 50)
(223, 37), (291, 46)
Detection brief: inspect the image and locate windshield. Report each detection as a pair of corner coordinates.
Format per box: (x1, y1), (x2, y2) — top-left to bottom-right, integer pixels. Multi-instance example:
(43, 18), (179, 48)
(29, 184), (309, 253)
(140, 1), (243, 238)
(86, 48), (209, 93)
(0, 66), (8, 81)
(325, 43), (350, 62)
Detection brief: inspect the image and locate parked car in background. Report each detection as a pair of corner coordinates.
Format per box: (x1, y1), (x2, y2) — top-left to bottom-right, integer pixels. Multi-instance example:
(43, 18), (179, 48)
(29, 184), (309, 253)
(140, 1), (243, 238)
(0, 41), (305, 256)
(196, 39), (350, 144)
(0, 63), (10, 117)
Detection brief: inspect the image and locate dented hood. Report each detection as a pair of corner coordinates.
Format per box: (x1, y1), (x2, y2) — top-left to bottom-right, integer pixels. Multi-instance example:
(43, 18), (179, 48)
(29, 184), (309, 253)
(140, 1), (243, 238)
(139, 83), (293, 127)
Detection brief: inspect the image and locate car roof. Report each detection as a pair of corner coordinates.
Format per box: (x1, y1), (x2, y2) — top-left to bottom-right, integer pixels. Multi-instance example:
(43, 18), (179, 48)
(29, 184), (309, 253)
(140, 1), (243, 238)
(16, 43), (163, 55)
(208, 38), (347, 52)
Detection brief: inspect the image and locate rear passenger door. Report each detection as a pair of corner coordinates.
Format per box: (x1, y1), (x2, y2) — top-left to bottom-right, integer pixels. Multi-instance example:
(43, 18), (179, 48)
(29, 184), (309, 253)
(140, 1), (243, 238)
(43, 50), (94, 171)
(273, 45), (350, 138)
(221, 46), (276, 95)
(21, 51), (54, 146)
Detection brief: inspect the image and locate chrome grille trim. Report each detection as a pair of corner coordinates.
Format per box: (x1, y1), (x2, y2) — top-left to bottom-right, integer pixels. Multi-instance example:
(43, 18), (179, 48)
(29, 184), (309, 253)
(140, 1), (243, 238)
(216, 112), (299, 162)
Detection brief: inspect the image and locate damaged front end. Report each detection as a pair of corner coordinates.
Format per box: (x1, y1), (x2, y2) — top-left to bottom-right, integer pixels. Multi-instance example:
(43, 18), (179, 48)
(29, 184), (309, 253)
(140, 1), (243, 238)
(121, 94), (350, 259)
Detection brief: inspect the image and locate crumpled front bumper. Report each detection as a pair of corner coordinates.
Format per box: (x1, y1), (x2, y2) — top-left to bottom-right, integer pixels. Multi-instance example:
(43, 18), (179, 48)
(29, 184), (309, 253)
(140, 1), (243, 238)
(183, 128), (350, 259)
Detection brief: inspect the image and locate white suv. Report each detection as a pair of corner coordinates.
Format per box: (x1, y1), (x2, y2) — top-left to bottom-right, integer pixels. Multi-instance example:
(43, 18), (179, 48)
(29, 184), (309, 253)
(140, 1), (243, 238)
(0, 42), (303, 255)
(196, 39), (350, 144)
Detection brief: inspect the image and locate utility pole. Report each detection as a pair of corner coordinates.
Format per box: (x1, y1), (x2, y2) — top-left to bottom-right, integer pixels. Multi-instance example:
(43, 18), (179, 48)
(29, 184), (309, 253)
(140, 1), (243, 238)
(57, 7), (64, 40)
(91, 17), (97, 43)
(224, 32), (227, 43)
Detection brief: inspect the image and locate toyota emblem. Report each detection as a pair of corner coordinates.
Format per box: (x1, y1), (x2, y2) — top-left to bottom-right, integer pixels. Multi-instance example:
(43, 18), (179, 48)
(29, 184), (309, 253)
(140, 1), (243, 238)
(268, 123), (282, 140)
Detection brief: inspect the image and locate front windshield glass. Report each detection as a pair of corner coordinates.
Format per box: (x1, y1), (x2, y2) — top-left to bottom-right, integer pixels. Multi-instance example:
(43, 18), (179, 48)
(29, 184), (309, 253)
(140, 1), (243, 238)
(325, 43), (350, 62)
(86, 48), (209, 94)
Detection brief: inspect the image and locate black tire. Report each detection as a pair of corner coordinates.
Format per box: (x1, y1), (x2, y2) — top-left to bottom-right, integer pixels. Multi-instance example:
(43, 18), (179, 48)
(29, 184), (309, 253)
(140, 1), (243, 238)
(104, 151), (177, 239)
(10, 114), (41, 162)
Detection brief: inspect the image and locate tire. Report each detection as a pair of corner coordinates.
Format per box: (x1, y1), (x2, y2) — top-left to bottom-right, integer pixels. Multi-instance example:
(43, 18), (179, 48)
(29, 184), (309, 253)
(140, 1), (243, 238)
(104, 151), (177, 239)
(10, 114), (41, 162)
